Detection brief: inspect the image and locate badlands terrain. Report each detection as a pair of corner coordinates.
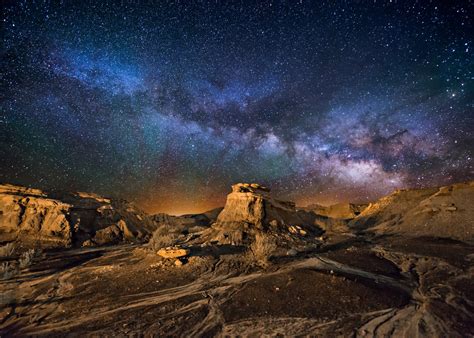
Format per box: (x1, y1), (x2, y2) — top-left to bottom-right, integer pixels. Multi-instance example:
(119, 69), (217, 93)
(0, 181), (473, 336)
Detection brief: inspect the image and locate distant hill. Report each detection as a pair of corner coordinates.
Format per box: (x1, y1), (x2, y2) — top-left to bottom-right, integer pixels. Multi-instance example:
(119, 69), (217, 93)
(349, 181), (474, 242)
(303, 203), (369, 220)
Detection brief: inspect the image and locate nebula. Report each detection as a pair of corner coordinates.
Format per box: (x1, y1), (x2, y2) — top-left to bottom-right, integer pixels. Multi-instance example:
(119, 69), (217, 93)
(1, 1), (472, 214)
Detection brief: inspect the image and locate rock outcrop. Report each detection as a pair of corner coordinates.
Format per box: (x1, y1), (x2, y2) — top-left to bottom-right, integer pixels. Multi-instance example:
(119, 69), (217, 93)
(208, 183), (323, 244)
(305, 203), (368, 220)
(349, 181), (474, 241)
(0, 184), (157, 247)
(147, 208), (222, 247)
(149, 207), (222, 234)
(302, 202), (369, 233)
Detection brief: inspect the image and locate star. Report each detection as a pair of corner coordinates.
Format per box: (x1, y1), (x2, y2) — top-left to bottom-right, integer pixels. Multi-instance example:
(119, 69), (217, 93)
(1, 0), (472, 214)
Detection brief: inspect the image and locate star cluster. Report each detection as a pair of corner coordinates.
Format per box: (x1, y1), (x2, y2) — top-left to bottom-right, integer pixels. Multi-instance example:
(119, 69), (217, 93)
(1, 0), (473, 214)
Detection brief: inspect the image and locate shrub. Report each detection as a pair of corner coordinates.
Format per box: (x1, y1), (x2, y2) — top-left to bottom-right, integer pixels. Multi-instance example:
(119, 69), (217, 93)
(1, 262), (18, 280)
(248, 232), (278, 267)
(19, 249), (39, 269)
(0, 243), (15, 257)
(148, 224), (178, 251)
(0, 246), (41, 279)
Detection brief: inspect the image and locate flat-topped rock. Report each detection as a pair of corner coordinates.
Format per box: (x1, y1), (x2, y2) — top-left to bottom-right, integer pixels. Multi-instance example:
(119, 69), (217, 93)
(209, 183), (323, 244)
(157, 247), (190, 258)
(232, 183), (270, 194)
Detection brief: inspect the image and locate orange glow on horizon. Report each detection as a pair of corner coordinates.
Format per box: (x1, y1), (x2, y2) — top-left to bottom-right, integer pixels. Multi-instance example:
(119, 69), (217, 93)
(137, 192), (226, 216)
(136, 186), (379, 216)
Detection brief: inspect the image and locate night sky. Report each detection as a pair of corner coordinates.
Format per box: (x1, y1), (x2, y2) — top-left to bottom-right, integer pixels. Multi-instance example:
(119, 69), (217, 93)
(1, 1), (473, 215)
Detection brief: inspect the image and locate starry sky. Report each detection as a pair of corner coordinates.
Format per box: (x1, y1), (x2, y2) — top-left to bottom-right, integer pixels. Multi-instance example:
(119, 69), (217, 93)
(1, 0), (473, 215)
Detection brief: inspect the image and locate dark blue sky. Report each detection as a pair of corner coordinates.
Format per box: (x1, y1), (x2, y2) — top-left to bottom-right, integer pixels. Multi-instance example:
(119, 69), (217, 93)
(1, 0), (473, 214)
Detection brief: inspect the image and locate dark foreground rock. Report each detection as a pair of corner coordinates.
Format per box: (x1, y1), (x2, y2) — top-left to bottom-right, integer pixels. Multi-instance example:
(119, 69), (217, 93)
(1, 235), (472, 337)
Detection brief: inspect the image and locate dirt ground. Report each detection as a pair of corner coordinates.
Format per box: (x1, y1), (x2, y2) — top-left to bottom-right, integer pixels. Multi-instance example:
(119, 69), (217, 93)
(1, 235), (473, 337)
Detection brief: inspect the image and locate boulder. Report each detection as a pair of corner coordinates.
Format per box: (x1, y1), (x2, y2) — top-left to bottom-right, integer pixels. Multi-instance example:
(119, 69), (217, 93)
(157, 247), (190, 258)
(92, 225), (123, 246)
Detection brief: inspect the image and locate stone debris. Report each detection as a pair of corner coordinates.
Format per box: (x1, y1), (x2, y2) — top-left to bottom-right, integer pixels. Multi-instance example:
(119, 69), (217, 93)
(288, 225), (307, 236)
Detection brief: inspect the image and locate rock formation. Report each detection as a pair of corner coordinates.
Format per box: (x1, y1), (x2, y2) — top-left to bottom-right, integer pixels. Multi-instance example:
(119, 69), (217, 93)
(301, 202), (369, 233)
(349, 181), (474, 241)
(305, 203), (368, 219)
(208, 183), (323, 244)
(0, 184), (157, 247)
(150, 207), (222, 233)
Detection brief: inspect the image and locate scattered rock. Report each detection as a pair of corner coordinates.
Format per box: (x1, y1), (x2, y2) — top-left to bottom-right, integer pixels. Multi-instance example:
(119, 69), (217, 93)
(82, 240), (94, 247)
(288, 226), (298, 234)
(269, 220), (279, 227)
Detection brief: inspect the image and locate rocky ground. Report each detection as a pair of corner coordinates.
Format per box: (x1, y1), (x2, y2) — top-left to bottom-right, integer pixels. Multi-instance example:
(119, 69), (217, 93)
(0, 181), (473, 336)
(0, 234), (472, 336)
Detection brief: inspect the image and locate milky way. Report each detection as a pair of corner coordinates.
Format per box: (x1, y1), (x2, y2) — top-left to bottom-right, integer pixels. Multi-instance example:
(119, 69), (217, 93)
(1, 1), (473, 214)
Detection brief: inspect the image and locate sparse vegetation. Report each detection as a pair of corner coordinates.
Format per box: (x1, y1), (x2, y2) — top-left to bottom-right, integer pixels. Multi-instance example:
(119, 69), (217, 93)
(0, 242), (15, 257)
(148, 224), (179, 250)
(1, 262), (18, 280)
(19, 249), (39, 269)
(0, 242), (17, 280)
(0, 247), (42, 280)
(247, 232), (278, 267)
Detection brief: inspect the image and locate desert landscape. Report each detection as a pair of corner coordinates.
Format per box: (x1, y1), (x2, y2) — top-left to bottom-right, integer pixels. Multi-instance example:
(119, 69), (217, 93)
(1, 181), (473, 336)
(2, 1), (473, 337)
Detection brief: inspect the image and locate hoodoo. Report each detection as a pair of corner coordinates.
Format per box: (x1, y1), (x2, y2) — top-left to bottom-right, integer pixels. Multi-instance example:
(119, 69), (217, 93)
(208, 183), (323, 244)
